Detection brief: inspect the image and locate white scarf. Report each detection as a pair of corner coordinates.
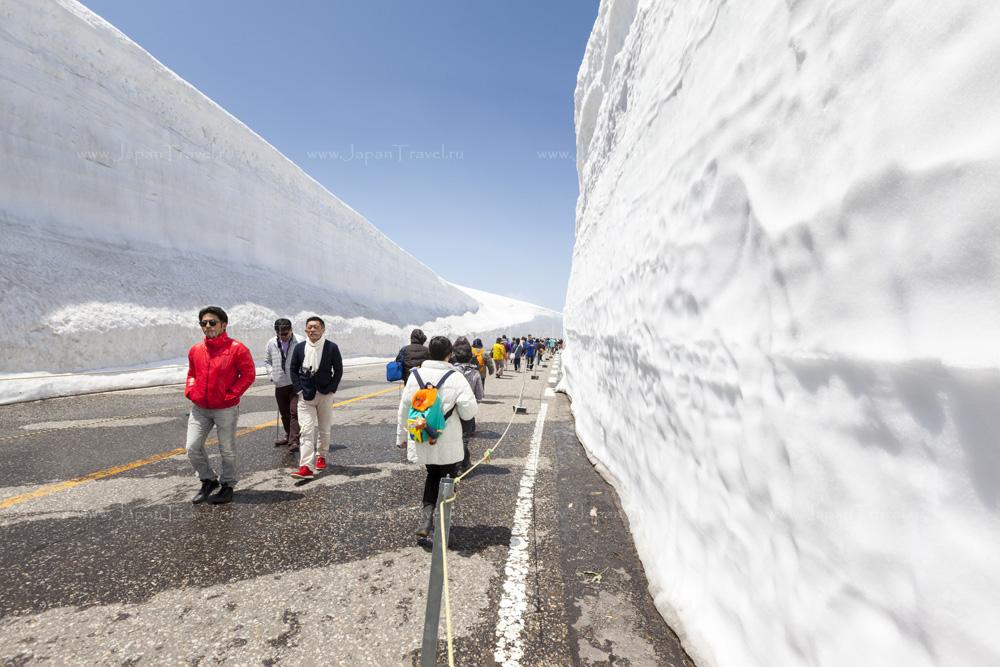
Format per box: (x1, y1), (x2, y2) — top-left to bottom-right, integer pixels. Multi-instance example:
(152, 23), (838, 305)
(303, 335), (326, 373)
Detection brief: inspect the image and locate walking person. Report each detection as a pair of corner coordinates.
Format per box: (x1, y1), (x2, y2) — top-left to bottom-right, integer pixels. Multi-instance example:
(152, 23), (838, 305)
(492, 337), (506, 378)
(452, 337), (483, 472)
(512, 337), (524, 372)
(470, 338), (494, 391)
(264, 318), (303, 452)
(397, 336), (478, 538)
(185, 306), (256, 505)
(525, 335), (536, 371)
(289, 316), (344, 480)
(395, 328), (430, 384)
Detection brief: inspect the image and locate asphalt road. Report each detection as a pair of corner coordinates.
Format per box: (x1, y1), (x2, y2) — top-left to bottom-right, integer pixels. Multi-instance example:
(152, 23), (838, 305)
(0, 354), (693, 666)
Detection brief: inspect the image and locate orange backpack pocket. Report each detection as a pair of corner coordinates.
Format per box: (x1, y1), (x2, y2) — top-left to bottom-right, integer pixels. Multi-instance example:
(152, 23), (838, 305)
(411, 387), (438, 412)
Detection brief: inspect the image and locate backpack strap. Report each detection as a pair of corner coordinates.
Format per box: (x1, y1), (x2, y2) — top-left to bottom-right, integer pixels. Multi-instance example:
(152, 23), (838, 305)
(276, 336), (287, 367)
(436, 370), (458, 420)
(435, 369), (455, 389)
(411, 369), (426, 388)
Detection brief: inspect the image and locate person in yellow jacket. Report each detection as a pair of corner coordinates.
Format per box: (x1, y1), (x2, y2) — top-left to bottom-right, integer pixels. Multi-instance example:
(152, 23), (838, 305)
(470, 338), (495, 390)
(491, 337), (507, 378)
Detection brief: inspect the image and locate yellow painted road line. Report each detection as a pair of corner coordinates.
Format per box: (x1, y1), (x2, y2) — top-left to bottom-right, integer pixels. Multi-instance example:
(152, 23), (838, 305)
(0, 385), (401, 511)
(328, 385), (400, 408)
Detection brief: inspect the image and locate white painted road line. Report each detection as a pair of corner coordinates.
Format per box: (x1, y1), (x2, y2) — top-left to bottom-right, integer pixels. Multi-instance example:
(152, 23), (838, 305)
(494, 401), (549, 667)
(544, 388), (555, 398)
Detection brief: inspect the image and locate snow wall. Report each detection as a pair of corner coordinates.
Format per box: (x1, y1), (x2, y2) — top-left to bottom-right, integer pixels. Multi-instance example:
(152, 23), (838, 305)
(563, 1), (1000, 666)
(0, 0), (530, 376)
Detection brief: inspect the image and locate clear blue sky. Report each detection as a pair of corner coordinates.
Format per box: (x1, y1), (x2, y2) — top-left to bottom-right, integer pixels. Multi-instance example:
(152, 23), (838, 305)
(81, 1), (599, 311)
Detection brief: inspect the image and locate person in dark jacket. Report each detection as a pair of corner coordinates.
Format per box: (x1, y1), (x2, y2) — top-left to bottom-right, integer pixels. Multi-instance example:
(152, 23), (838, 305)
(452, 337), (483, 472)
(289, 316), (344, 479)
(395, 328), (430, 383)
(512, 337), (524, 372)
(185, 306), (256, 505)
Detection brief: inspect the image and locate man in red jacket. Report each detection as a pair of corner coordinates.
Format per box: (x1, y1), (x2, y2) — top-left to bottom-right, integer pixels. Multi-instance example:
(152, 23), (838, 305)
(185, 306), (256, 505)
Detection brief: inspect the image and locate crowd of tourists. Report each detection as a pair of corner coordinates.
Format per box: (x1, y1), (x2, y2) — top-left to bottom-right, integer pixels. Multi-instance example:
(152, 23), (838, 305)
(180, 305), (561, 540)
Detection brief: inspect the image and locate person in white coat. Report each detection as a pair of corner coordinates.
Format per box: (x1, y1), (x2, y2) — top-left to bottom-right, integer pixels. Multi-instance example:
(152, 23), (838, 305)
(397, 335), (478, 538)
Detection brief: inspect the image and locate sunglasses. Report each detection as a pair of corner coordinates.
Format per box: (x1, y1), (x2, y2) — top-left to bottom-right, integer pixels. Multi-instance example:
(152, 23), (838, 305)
(199, 319), (219, 327)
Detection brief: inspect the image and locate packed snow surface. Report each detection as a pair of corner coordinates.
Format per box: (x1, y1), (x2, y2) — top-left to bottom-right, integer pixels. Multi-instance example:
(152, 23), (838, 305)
(563, 1), (1000, 666)
(0, 0), (560, 403)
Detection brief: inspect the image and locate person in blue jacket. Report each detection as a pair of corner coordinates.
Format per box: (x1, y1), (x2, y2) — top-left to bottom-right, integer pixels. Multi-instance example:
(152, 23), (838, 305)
(524, 336), (537, 371)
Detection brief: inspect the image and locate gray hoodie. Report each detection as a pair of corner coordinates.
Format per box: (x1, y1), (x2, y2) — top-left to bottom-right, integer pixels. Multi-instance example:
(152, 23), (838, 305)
(453, 361), (484, 401)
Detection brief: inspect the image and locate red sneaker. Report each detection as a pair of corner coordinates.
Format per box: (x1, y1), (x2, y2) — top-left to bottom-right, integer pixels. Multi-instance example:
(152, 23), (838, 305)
(290, 465), (314, 479)
(315, 456), (327, 471)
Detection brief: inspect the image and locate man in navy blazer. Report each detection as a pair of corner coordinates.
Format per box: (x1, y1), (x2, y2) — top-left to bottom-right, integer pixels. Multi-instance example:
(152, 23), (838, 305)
(289, 316), (344, 479)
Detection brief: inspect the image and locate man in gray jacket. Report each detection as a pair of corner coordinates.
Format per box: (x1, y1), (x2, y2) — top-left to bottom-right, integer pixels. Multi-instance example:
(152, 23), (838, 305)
(264, 318), (303, 451)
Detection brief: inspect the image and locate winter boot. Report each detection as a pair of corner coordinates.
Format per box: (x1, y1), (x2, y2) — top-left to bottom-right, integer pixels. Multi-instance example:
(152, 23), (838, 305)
(462, 444), (472, 473)
(192, 479), (219, 504)
(416, 503), (435, 538)
(208, 483), (234, 505)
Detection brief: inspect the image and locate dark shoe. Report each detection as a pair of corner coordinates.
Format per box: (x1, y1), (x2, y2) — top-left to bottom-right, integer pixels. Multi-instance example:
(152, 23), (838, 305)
(208, 483), (234, 504)
(192, 479), (219, 504)
(274, 439), (289, 447)
(288, 444), (300, 454)
(416, 503), (435, 538)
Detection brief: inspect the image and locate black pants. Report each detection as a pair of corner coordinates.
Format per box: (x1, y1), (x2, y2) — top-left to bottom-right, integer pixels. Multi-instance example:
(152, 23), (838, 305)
(461, 417), (476, 469)
(274, 384), (300, 444)
(423, 462), (461, 506)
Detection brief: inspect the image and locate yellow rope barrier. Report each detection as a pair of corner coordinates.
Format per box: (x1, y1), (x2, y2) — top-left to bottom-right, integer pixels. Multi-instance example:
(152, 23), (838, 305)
(440, 497), (457, 667)
(452, 415), (515, 485)
(435, 366), (540, 664)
